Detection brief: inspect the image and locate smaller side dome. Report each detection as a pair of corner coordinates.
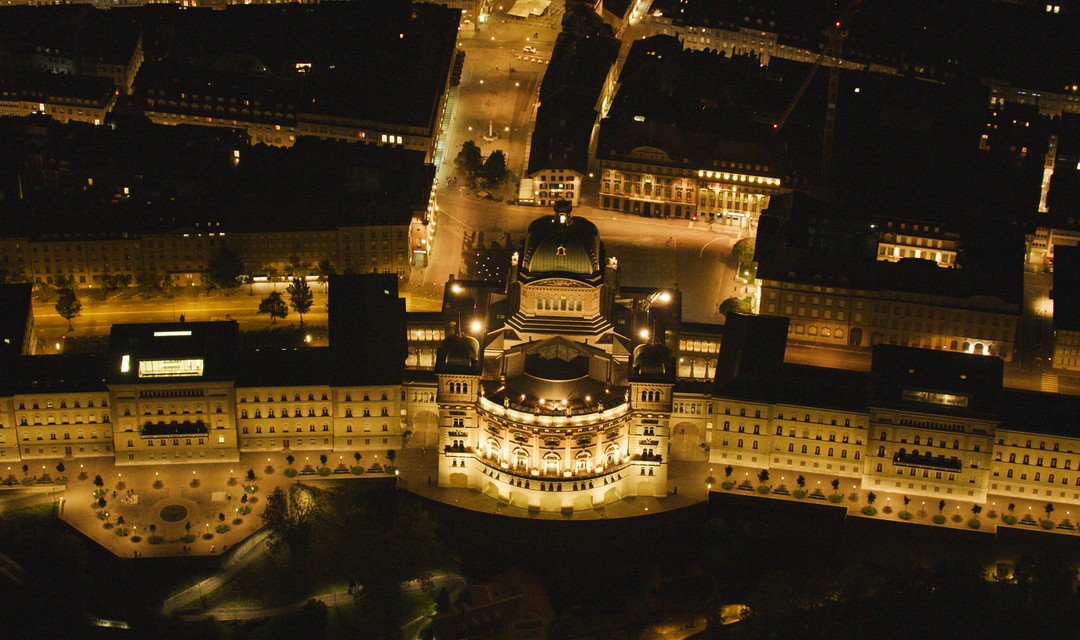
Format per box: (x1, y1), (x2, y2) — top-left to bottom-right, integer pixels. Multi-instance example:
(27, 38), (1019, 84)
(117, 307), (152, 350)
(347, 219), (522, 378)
(631, 342), (674, 382)
(436, 334), (481, 374)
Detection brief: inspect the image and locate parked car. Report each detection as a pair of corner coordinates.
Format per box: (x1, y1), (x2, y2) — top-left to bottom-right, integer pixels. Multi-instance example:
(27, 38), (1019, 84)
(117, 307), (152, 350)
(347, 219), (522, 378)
(523, 45), (537, 54)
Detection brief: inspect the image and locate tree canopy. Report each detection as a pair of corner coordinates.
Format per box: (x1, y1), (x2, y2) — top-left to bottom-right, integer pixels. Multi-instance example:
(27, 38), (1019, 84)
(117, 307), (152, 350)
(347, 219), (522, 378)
(257, 291), (289, 323)
(207, 247), (244, 291)
(54, 288), (81, 330)
(287, 278), (314, 325)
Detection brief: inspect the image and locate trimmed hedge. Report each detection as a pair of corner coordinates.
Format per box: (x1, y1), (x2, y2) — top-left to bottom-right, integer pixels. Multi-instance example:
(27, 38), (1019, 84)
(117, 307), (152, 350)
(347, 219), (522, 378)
(317, 467), (332, 476)
(351, 466), (364, 475)
(827, 494), (844, 504)
(1041, 519), (1055, 530)
(968, 519), (981, 529)
(793, 489), (807, 499)
(861, 506), (878, 516)
(932, 515), (947, 525)
(721, 481), (735, 490)
(1002, 515), (1018, 525)
(148, 535), (164, 545)
(898, 511), (913, 520)
(283, 468), (299, 478)
(757, 486), (771, 495)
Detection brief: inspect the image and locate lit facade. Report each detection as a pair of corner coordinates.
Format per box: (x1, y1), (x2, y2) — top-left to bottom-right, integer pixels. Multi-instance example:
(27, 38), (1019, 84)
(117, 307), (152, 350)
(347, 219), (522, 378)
(431, 203), (677, 511)
(597, 150), (782, 227)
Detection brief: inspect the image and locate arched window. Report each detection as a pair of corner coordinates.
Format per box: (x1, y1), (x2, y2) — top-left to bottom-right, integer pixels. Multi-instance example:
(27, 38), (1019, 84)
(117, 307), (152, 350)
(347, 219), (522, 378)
(876, 463), (883, 472)
(575, 451), (592, 472)
(878, 446), (886, 457)
(953, 440), (960, 449)
(814, 446), (820, 455)
(788, 443), (794, 452)
(801, 445), (807, 454)
(737, 439), (744, 448)
(1009, 453), (1016, 463)
(776, 426), (783, 436)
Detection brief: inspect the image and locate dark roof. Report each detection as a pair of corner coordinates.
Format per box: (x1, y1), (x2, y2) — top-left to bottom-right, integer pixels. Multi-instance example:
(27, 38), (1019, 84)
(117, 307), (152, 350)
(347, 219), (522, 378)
(713, 313), (788, 395)
(0, 6), (142, 70)
(756, 194), (1025, 307)
(435, 334), (481, 375)
(235, 348), (333, 388)
(0, 284), (33, 358)
(630, 342), (675, 383)
(106, 321), (239, 384)
(328, 274), (406, 385)
(868, 345), (1004, 417)
(1053, 245), (1080, 333)
(999, 389), (1080, 438)
(8, 354), (107, 395)
(0, 72), (116, 106)
(648, 0), (1080, 92)
(0, 116), (433, 236)
(519, 210), (603, 279)
(527, 7), (618, 176)
(134, 1), (459, 134)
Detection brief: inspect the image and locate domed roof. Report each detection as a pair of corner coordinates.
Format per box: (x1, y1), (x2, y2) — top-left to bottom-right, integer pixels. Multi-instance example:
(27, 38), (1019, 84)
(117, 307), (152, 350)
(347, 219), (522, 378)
(631, 342), (674, 382)
(435, 334), (481, 374)
(520, 207), (601, 277)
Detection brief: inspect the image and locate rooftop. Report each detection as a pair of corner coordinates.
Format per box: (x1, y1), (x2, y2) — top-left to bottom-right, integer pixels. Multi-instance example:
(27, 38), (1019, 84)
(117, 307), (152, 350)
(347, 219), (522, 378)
(1053, 245), (1080, 333)
(0, 115), (433, 237)
(106, 321), (239, 384)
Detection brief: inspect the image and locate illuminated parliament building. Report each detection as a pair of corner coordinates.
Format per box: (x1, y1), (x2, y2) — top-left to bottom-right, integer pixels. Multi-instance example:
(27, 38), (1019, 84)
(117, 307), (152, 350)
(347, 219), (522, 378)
(0, 203), (1078, 517)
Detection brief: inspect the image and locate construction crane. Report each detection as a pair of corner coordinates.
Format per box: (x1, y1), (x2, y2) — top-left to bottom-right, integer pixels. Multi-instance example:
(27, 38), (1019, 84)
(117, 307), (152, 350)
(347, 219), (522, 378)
(772, 1), (863, 185)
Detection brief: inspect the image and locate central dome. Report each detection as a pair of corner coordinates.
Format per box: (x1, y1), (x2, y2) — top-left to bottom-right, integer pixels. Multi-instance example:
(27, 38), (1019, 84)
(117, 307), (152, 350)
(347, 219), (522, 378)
(520, 204), (601, 277)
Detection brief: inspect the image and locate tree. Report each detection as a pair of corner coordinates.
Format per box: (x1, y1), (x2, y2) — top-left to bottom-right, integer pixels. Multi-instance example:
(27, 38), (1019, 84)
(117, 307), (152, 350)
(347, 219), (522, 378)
(199, 272), (217, 297)
(867, 492), (877, 505)
(54, 287), (81, 330)
(1045, 503), (1055, 518)
(56, 462), (65, 474)
(482, 149), (508, 186)
(724, 465), (733, 479)
(972, 504), (983, 516)
(149, 524), (156, 534)
(319, 454), (328, 466)
(286, 454), (295, 467)
(903, 495), (911, 508)
(387, 450), (397, 464)
(938, 499), (947, 513)
(287, 255), (310, 281)
(261, 485), (323, 550)
(830, 478), (840, 493)
(454, 140), (483, 185)
(22, 464), (29, 476)
(287, 278), (313, 326)
(316, 258), (335, 289)
(757, 469), (769, 485)
(732, 238), (756, 268)
(718, 296), (752, 316)
(207, 247), (244, 291)
(185, 521), (192, 532)
(1008, 502), (1016, 514)
(219, 512), (226, 523)
(353, 452), (362, 464)
(136, 270), (161, 298)
(246, 468), (256, 482)
(257, 291), (289, 324)
(796, 475), (805, 489)
(98, 273), (120, 300)
(93, 475), (104, 489)
(97, 497), (106, 509)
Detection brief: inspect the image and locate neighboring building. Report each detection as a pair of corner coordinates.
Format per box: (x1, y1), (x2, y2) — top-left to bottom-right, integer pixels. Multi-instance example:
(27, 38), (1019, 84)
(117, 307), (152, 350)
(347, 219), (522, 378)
(756, 195), (1023, 359)
(522, 5), (619, 208)
(875, 219), (961, 268)
(0, 116), (438, 285)
(706, 314), (1080, 509)
(644, 0), (1080, 116)
(0, 283), (34, 357)
(596, 37), (787, 227)
(135, 1), (460, 162)
(0, 6), (144, 93)
(1052, 245), (1080, 371)
(0, 73), (117, 125)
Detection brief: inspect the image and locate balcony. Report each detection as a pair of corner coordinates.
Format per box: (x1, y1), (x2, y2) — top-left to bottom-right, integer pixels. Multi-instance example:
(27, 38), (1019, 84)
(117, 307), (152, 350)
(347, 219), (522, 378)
(893, 451), (962, 472)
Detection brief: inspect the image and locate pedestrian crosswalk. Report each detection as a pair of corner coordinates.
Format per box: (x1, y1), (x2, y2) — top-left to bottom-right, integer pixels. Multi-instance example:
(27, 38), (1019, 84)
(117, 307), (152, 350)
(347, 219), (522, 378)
(1041, 372), (1060, 393)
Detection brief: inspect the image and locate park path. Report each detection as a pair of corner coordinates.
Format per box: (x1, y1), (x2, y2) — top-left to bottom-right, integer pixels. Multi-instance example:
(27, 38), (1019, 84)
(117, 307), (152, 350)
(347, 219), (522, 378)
(171, 571), (465, 629)
(161, 529), (270, 615)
